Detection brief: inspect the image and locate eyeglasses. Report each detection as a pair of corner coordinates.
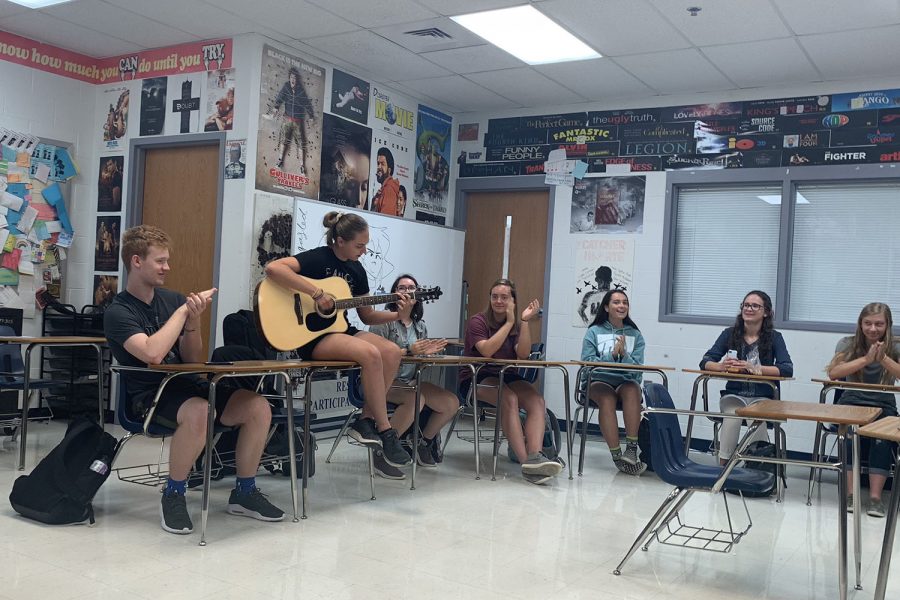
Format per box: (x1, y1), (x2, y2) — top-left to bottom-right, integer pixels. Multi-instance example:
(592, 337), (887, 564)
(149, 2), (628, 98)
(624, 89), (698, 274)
(741, 303), (764, 312)
(396, 285), (417, 292)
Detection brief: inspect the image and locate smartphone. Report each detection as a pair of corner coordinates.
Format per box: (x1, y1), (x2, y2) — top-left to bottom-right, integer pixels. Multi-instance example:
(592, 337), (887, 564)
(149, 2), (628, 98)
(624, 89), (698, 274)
(726, 350), (738, 360)
(204, 361), (234, 366)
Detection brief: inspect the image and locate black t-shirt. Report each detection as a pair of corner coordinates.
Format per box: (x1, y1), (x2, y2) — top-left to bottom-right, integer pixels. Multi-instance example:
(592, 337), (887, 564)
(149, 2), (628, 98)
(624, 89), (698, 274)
(294, 246), (369, 328)
(104, 288), (197, 398)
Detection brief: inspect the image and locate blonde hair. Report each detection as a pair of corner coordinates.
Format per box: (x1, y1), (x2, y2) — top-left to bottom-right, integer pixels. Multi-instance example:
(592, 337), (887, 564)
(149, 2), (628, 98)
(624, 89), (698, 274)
(121, 225), (170, 272)
(323, 211), (367, 247)
(828, 302), (897, 384)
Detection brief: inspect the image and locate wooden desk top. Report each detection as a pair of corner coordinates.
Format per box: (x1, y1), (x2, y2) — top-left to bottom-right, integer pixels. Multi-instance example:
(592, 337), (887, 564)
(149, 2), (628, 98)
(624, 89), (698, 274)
(857, 417), (900, 442)
(575, 361), (675, 372)
(402, 355), (490, 365)
(149, 360), (358, 373)
(485, 358), (577, 368)
(683, 368), (792, 382)
(0, 336), (106, 344)
(811, 378), (900, 393)
(736, 399), (881, 425)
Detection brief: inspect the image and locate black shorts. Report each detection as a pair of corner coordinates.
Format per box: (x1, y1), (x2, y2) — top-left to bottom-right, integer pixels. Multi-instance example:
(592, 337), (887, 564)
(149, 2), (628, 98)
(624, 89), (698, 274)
(295, 326), (361, 360)
(458, 370), (528, 400)
(135, 375), (240, 430)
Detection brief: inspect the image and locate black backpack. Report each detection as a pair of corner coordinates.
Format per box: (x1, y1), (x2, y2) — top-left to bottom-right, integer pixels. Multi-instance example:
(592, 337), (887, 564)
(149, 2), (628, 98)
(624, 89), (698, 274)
(10, 417), (118, 524)
(726, 440), (783, 498)
(263, 424), (317, 478)
(223, 309), (275, 360)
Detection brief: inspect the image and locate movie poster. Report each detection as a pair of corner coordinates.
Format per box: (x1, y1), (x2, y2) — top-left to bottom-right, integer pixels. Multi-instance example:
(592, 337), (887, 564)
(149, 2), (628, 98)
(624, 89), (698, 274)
(572, 238), (634, 327)
(165, 73), (202, 135)
(256, 45), (325, 199)
(570, 175), (646, 234)
(139, 77), (167, 136)
(92, 274), (118, 310)
(224, 139), (246, 180)
(413, 104), (453, 226)
(250, 192), (294, 304)
(94, 216), (120, 272)
(204, 68), (235, 132)
(369, 87), (415, 218)
(330, 69), (369, 125)
(320, 113), (372, 210)
(101, 85), (129, 151)
(97, 156), (124, 212)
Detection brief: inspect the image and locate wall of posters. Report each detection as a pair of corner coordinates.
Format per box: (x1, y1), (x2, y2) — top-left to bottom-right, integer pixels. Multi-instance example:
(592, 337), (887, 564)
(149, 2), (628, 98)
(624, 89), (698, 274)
(572, 238), (635, 327)
(330, 69), (370, 126)
(92, 274), (118, 310)
(165, 73), (203, 135)
(139, 77), (167, 136)
(204, 68), (235, 132)
(413, 104), (452, 225)
(224, 140), (246, 180)
(94, 216), (120, 272)
(97, 156), (123, 212)
(320, 113), (372, 210)
(570, 175), (646, 234)
(368, 86), (415, 219)
(249, 192), (294, 305)
(256, 45), (325, 199)
(100, 86), (129, 151)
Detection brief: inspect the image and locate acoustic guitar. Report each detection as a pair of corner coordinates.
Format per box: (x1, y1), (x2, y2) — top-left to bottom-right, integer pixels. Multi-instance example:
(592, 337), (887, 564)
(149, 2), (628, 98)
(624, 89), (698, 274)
(254, 276), (443, 351)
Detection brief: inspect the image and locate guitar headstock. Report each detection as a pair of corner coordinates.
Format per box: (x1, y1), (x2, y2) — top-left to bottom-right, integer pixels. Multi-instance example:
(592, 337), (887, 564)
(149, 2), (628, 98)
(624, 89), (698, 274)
(414, 286), (443, 303)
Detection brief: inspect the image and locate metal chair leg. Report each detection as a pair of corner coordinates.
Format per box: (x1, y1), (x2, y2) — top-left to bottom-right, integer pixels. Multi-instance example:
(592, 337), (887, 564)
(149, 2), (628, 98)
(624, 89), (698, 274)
(325, 408), (360, 463)
(442, 406), (464, 454)
(367, 447), (376, 501)
(578, 401), (590, 476)
(807, 422), (824, 506)
(614, 488), (687, 575)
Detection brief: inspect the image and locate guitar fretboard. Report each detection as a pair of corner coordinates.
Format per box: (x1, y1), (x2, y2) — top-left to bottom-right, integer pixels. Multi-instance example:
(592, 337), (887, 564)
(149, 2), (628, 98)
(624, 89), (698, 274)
(333, 290), (434, 310)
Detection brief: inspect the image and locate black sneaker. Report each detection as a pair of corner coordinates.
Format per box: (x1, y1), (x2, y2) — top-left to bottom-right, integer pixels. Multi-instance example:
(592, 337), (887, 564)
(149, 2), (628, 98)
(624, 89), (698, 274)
(416, 437), (437, 468)
(379, 428), (413, 467)
(160, 492), (193, 534)
(227, 488), (285, 522)
(349, 417), (382, 448)
(430, 434), (444, 464)
(373, 450), (406, 480)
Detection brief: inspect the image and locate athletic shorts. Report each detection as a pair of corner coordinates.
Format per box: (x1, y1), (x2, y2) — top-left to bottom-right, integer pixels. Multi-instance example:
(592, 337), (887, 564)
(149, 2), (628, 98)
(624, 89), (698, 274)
(295, 326), (361, 360)
(458, 370), (528, 400)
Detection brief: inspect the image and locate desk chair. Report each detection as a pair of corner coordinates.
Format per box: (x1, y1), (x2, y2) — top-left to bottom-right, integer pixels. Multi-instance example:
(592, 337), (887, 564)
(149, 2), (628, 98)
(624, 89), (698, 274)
(323, 372), (381, 496)
(0, 325), (58, 439)
(573, 380), (633, 476)
(614, 383), (775, 575)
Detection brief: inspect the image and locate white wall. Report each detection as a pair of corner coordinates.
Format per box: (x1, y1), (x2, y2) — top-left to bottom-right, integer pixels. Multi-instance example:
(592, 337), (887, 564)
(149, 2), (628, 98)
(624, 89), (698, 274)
(0, 59), (97, 334)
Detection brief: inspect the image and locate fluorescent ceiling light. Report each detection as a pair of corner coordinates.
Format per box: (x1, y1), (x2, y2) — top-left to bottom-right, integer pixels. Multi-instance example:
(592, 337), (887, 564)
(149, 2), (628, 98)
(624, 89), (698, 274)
(451, 5), (601, 65)
(8, 0), (75, 7)
(758, 194), (809, 205)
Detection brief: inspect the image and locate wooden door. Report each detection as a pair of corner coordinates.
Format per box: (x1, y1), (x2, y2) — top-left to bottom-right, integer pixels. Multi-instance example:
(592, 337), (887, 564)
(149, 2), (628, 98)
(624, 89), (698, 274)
(141, 144), (219, 357)
(462, 190), (549, 325)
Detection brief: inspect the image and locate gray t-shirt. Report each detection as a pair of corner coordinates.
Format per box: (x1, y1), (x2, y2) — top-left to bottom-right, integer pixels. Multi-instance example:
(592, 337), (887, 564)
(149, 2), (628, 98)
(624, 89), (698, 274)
(833, 336), (900, 412)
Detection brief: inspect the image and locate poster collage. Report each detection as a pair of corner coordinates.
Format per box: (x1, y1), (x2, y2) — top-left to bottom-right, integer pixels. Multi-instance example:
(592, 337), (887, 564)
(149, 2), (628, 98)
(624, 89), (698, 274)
(94, 40), (237, 310)
(459, 90), (900, 178)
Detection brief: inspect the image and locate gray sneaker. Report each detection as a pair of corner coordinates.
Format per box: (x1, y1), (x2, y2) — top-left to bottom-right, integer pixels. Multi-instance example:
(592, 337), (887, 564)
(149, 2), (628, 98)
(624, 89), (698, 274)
(615, 459), (647, 477)
(523, 472), (552, 485)
(622, 442), (639, 466)
(373, 450), (406, 480)
(521, 452), (563, 478)
(867, 497), (886, 518)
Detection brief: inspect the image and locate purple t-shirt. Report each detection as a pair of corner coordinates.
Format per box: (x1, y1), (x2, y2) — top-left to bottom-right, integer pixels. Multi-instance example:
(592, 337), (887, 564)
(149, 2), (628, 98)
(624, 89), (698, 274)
(460, 312), (518, 381)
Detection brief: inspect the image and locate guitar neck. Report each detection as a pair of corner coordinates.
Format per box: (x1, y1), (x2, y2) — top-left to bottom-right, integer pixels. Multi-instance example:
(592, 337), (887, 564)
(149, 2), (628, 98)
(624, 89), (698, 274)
(333, 291), (423, 310)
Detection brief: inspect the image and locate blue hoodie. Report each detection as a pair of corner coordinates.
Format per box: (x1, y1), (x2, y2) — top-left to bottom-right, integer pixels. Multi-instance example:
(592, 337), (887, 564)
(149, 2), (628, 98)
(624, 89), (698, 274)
(580, 321), (646, 386)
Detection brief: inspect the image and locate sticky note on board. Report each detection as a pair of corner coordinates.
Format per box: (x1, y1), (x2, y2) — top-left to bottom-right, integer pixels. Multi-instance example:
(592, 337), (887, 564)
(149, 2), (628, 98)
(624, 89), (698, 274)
(34, 162), (50, 183)
(52, 147), (78, 181)
(2, 249), (20, 270)
(0, 229), (8, 250)
(3, 235), (14, 253)
(41, 184), (72, 234)
(1, 147), (15, 162)
(17, 206), (37, 234)
(573, 161), (588, 180)
(56, 231), (73, 248)
(44, 220), (61, 234)
(16, 153), (29, 168)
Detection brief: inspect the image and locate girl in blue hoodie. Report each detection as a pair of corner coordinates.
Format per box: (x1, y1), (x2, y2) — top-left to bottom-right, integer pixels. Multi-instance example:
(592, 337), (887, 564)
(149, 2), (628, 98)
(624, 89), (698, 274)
(580, 288), (646, 475)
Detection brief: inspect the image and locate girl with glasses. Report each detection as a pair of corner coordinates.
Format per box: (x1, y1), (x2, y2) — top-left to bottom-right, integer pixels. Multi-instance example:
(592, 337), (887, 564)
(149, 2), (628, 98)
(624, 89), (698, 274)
(827, 303), (900, 517)
(580, 289), (647, 475)
(459, 278), (562, 485)
(368, 274), (460, 479)
(700, 290), (794, 465)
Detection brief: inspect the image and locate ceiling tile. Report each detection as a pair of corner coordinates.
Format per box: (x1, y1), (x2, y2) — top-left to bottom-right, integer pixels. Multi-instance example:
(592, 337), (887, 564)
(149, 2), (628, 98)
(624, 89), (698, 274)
(535, 58), (652, 101)
(649, 0), (791, 46)
(799, 25), (900, 80)
(107, 0), (257, 39)
(421, 44), (525, 73)
(0, 11), (141, 56)
(771, 0), (900, 35)
(370, 17), (487, 53)
(0, 0), (28, 19)
(537, 0), (691, 56)
(615, 48), (735, 94)
(205, 0), (358, 39)
(396, 74), (518, 111)
(386, 80), (462, 113)
(466, 67), (586, 106)
(307, 0), (438, 28)
(414, 0), (526, 17)
(44, 0), (199, 48)
(303, 29), (451, 81)
(703, 38), (820, 88)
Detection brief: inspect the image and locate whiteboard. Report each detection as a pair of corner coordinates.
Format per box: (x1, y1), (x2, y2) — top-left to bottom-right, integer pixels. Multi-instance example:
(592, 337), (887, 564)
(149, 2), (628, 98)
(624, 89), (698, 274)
(292, 198), (465, 337)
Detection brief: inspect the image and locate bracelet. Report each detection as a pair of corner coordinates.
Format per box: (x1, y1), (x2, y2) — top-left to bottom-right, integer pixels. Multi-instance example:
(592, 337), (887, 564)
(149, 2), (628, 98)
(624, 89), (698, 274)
(311, 288), (324, 300)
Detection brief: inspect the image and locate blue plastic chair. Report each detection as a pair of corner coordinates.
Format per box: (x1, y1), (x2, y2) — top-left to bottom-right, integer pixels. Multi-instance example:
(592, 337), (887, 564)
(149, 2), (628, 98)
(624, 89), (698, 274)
(0, 325), (59, 434)
(614, 383), (775, 575)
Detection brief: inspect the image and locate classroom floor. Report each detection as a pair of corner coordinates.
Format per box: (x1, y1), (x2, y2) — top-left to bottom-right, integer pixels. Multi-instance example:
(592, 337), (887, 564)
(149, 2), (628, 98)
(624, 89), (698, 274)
(0, 420), (897, 600)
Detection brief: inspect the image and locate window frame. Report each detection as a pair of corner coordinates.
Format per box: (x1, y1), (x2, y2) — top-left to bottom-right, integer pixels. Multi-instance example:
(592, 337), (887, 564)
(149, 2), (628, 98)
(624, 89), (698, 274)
(659, 163), (900, 333)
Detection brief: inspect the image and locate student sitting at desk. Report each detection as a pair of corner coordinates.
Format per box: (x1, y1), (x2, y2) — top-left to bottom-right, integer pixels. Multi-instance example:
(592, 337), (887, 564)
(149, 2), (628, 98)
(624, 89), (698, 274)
(827, 302), (900, 518)
(369, 274), (459, 479)
(460, 278), (562, 485)
(580, 288), (647, 475)
(700, 290), (793, 466)
(104, 225), (284, 535)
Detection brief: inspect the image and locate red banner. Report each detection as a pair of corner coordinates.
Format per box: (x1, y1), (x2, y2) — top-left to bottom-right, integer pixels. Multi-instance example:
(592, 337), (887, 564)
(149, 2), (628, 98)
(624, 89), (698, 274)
(0, 29), (231, 84)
